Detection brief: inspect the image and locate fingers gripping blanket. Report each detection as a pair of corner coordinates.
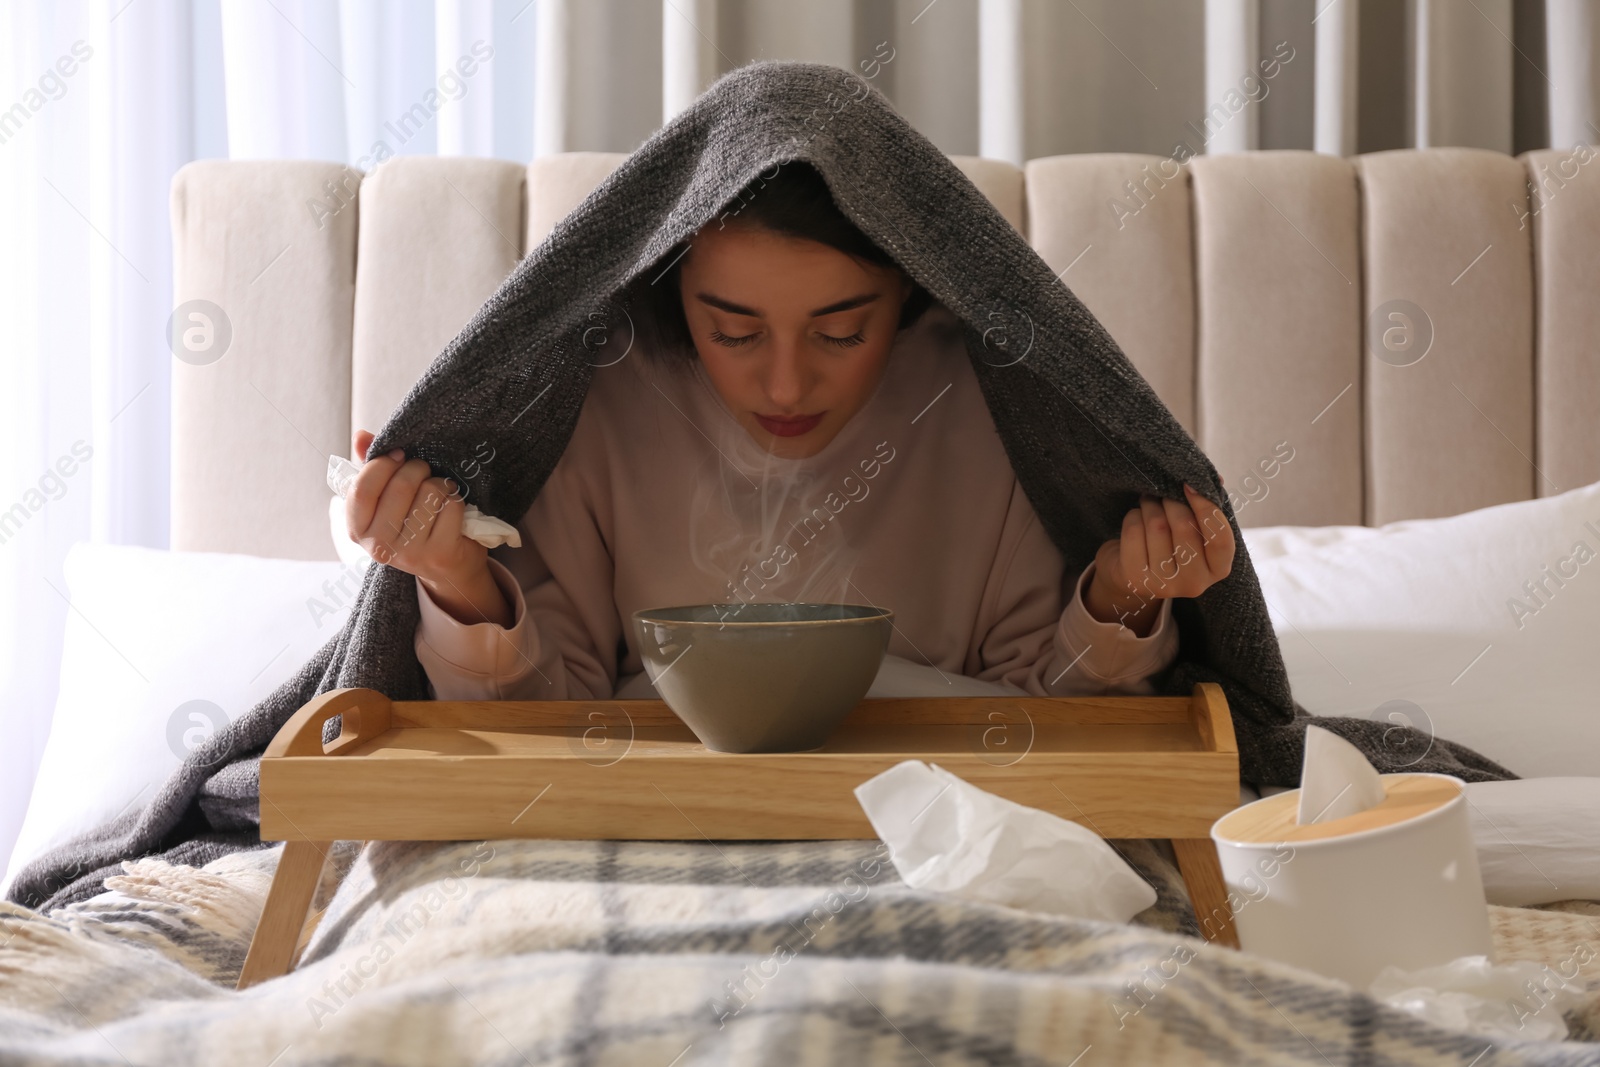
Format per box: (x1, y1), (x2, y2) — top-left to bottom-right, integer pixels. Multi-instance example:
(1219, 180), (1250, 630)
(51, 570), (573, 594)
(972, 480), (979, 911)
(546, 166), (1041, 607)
(7, 59), (1515, 913)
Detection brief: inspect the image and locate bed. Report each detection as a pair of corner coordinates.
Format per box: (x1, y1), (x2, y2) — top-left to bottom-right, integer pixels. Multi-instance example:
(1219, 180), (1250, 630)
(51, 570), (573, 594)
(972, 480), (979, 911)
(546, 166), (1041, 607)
(3, 145), (1600, 1063)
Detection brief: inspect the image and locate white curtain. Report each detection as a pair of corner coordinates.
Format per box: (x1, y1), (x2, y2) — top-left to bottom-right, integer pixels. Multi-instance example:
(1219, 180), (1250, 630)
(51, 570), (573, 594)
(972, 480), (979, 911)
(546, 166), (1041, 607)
(0, 0), (550, 878)
(1, 0), (1597, 874)
(1, 0), (181, 882)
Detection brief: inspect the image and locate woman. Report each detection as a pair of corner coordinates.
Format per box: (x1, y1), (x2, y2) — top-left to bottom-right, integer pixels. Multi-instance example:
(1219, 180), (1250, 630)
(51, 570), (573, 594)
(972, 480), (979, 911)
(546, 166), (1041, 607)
(9, 61), (1509, 924)
(344, 161), (1235, 702)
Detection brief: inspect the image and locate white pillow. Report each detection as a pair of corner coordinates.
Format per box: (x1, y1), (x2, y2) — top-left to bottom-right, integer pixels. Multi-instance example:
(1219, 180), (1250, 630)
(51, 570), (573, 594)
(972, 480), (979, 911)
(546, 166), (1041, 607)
(1465, 778), (1600, 906)
(1237, 779), (1600, 907)
(1242, 479), (1600, 779)
(0, 544), (365, 896)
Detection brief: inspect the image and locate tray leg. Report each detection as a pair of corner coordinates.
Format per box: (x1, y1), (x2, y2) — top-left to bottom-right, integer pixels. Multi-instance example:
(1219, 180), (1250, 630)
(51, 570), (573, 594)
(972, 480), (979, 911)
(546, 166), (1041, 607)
(1172, 838), (1239, 949)
(237, 840), (332, 990)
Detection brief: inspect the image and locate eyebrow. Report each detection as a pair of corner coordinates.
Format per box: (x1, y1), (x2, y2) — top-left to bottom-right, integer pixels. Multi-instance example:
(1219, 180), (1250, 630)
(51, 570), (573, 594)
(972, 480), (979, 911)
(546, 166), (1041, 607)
(694, 291), (881, 318)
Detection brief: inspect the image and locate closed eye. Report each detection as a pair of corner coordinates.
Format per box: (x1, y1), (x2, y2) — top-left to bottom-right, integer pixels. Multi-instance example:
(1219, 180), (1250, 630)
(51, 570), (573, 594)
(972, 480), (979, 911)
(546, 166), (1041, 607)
(821, 330), (866, 348)
(710, 329), (757, 348)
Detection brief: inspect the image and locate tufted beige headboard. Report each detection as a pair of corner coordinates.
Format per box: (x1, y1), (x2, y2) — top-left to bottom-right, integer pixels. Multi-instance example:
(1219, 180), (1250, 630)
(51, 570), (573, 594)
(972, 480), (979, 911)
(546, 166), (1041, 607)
(169, 147), (1600, 562)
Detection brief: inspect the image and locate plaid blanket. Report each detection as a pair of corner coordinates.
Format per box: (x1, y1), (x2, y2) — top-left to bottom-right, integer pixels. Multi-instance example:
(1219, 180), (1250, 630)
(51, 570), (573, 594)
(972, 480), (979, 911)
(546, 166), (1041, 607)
(4, 838), (1596, 1065)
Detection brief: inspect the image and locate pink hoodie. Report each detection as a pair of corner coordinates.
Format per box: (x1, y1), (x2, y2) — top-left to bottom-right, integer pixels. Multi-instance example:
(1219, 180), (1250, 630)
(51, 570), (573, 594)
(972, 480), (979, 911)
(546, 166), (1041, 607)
(414, 302), (1178, 701)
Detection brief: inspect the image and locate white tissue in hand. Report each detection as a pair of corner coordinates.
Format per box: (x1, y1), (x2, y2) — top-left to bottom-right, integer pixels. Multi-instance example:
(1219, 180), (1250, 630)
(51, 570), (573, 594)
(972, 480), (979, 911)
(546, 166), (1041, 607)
(854, 760), (1157, 923)
(1297, 724), (1387, 824)
(326, 454), (521, 549)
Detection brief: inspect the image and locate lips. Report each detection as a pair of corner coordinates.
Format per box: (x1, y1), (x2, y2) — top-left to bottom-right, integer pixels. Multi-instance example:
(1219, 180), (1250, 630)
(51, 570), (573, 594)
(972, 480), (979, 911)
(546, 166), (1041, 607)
(755, 412), (824, 437)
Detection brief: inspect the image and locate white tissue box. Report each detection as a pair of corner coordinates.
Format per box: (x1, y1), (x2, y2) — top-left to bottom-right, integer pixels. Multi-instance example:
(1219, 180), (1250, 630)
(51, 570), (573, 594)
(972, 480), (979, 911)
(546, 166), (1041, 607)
(1212, 772), (1492, 987)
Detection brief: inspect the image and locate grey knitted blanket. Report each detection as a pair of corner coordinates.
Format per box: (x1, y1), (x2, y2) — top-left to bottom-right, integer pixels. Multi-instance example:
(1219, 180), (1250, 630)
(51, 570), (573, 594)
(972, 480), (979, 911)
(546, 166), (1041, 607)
(8, 60), (1515, 913)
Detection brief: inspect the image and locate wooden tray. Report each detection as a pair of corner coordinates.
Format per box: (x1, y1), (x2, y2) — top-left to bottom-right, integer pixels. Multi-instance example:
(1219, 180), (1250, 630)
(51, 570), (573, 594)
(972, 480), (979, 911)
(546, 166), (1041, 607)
(239, 684), (1242, 989)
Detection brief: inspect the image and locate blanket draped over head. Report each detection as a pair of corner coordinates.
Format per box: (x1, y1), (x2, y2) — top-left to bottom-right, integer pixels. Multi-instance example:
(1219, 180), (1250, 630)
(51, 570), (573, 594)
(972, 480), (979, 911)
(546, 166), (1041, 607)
(9, 60), (1516, 912)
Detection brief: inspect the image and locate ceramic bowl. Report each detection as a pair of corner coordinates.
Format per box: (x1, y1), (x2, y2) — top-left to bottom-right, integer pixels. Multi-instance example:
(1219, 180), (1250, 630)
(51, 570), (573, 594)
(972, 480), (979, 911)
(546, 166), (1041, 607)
(631, 602), (893, 753)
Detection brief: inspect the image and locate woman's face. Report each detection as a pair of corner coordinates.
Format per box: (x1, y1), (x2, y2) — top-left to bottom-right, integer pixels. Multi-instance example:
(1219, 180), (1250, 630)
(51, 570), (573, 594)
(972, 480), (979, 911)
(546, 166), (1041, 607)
(678, 221), (912, 459)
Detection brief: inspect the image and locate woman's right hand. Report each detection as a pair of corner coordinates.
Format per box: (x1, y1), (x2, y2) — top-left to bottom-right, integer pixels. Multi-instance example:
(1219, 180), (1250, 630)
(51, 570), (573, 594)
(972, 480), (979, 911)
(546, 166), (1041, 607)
(346, 429), (513, 626)
(346, 428), (487, 585)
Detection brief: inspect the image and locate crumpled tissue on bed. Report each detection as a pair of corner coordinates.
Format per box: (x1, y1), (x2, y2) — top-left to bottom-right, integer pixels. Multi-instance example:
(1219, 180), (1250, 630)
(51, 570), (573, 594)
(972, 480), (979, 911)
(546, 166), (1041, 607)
(854, 759), (1157, 923)
(1370, 954), (1586, 1041)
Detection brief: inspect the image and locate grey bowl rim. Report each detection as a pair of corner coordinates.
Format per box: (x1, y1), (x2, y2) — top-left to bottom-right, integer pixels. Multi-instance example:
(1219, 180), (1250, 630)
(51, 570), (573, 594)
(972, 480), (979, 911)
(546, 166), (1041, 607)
(631, 602), (895, 628)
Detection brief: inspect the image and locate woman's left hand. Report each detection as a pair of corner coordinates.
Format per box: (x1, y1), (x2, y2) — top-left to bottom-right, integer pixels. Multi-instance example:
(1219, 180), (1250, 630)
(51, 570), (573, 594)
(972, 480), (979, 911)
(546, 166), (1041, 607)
(1085, 483), (1235, 631)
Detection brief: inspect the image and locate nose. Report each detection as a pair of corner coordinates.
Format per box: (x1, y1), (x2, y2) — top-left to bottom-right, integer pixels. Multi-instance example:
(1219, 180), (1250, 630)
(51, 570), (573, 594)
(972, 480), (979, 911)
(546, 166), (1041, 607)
(763, 336), (811, 410)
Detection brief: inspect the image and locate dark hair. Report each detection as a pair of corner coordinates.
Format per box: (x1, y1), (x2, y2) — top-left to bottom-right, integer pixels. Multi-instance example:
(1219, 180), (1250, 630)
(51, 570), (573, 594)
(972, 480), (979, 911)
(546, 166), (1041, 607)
(619, 161), (933, 362)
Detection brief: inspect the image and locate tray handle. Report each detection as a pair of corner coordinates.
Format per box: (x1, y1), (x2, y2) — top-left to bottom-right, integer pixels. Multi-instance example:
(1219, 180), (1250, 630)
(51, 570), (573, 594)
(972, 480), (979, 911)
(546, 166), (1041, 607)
(1188, 682), (1238, 755)
(265, 687), (394, 759)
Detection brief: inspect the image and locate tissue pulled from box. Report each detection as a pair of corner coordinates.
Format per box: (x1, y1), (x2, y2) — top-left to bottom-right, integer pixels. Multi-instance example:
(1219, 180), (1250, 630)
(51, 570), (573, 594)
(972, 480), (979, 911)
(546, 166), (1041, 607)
(853, 759), (1157, 923)
(327, 454), (521, 550)
(1297, 723), (1387, 824)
